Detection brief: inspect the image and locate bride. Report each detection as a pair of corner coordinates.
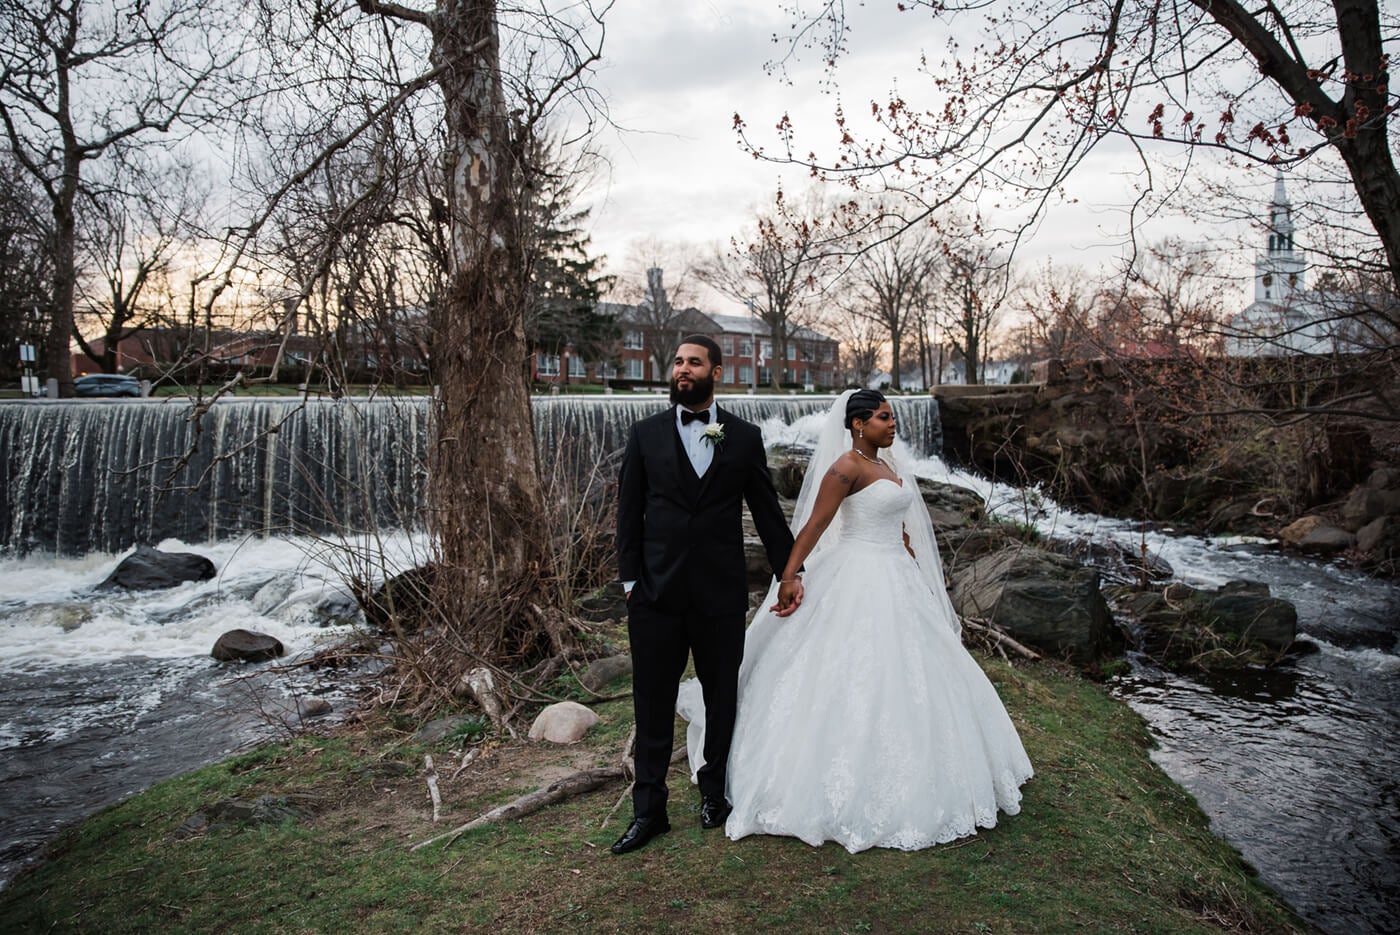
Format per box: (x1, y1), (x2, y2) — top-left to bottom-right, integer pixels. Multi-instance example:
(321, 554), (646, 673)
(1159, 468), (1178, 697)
(678, 388), (1033, 853)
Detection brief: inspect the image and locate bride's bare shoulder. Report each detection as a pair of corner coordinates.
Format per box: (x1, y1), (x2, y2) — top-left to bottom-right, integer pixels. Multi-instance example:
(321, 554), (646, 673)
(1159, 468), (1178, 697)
(824, 451), (864, 490)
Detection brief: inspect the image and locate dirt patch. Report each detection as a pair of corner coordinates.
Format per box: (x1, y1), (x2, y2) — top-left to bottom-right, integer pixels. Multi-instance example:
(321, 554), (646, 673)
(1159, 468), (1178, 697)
(261, 714), (637, 857)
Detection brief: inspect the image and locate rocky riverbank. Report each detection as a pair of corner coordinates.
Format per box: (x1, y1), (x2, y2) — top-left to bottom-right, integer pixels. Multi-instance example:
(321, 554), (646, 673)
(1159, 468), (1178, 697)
(932, 356), (1400, 576)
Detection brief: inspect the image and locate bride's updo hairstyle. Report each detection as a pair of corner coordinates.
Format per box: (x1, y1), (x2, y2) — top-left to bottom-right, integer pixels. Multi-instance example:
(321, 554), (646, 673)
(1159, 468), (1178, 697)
(844, 388), (887, 429)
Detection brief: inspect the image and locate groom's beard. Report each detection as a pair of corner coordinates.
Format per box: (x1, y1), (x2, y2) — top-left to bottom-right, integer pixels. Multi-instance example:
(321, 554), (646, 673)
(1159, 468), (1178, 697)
(670, 370), (716, 407)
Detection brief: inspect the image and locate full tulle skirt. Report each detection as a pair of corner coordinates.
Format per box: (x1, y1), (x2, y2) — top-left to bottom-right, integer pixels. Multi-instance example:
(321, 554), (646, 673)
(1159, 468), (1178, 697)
(679, 512), (1033, 853)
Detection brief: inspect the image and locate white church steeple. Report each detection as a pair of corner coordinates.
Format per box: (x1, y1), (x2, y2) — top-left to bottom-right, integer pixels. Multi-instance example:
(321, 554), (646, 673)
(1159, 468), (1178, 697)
(1255, 174), (1304, 303)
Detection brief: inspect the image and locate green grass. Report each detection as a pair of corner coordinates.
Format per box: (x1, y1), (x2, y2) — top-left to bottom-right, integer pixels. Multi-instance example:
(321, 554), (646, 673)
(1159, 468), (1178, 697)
(0, 659), (1304, 935)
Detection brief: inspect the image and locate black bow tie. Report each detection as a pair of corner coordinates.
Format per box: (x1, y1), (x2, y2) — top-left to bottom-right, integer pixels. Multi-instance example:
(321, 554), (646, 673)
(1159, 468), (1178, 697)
(681, 409), (710, 425)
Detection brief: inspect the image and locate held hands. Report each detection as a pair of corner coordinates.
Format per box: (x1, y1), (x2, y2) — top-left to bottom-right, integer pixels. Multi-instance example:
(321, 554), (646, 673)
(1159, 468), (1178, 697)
(772, 577), (804, 617)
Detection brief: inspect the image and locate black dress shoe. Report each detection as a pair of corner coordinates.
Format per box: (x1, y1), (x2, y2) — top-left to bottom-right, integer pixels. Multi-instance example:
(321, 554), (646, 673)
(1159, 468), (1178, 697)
(610, 815), (671, 854)
(700, 796), (732, 829)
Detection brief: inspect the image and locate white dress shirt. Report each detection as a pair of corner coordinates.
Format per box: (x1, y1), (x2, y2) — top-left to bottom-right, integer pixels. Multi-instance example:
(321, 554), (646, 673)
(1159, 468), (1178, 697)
(676, 403), (716, 478)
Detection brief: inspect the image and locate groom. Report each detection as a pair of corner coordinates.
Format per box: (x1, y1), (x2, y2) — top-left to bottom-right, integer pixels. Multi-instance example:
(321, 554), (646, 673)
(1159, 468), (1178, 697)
(612, 335), (802, 854)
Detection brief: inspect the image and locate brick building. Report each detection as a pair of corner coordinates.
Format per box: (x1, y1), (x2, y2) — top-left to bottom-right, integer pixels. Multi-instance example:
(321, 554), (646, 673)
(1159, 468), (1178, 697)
(533, 269), (841, 390)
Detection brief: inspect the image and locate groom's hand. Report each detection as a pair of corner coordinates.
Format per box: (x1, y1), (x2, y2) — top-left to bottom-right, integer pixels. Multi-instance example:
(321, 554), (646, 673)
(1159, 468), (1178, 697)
(772, 578), (804, 617)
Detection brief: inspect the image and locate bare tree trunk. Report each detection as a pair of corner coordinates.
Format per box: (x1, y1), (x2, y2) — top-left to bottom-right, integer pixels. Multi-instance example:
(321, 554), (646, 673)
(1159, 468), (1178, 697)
(889, 331), (902, 389)
(428, 0), (553, 657)
(48, 152), (77, 394)
(964, 303), (981, 386)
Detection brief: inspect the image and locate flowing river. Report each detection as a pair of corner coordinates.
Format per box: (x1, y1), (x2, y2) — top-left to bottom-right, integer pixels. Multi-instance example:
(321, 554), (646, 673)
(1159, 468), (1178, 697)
(960, 474), (1400, 935)
(0, 396), (1395, 935)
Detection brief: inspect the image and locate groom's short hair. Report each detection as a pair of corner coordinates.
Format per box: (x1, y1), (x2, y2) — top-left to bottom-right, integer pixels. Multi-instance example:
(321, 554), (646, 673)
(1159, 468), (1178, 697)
(679, 334), (723, 367)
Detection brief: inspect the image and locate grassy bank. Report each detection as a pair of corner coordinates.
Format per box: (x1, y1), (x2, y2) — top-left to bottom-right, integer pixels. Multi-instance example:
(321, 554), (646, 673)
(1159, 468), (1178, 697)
(0, 658), (1304, 934)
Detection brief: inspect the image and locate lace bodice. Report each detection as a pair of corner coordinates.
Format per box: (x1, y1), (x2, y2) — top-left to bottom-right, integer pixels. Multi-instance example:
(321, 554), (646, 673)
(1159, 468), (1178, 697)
(836, 479), (911, 550)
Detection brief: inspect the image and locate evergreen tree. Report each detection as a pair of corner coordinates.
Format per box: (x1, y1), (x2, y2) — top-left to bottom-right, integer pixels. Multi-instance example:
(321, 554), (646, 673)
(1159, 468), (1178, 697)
(518, 136), (615, 370)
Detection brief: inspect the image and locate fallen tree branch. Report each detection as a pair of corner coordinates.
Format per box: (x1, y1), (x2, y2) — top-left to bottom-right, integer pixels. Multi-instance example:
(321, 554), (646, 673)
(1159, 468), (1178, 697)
(410, 766), (626, 851)
(961, 617), (1042, 661)
(410, 729), (681, 852)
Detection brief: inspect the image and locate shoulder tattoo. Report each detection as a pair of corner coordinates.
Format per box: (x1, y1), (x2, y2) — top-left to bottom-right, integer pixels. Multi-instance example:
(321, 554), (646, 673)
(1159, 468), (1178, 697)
(825, 466), (855, 486)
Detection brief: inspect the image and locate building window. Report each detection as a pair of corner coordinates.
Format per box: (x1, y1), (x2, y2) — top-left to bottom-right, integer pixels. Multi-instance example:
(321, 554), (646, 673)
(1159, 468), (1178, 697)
(623, 330), (644, 350)
(536, 353), (560, 376)
(739, 339), (753, 357)
(624, 358), (644, 380)
(737, 365), (752, 385)
(568, 355), (586, 378)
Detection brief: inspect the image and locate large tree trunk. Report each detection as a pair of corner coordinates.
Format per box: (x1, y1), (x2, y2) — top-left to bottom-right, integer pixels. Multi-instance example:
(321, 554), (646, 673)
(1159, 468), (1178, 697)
(428, 0), (554, 659)
(889, 331), (902, 389)
(47, 153), (77, 396)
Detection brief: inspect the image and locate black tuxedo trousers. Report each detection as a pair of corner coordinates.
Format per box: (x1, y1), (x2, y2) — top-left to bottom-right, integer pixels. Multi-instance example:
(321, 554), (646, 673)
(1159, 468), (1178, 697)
(615, 408), (795, 819)
(626, 600), (744, 813)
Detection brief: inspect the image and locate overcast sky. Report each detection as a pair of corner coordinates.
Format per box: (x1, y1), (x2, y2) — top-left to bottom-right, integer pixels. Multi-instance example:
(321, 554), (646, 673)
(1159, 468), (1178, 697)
(578, 0), (1262, 314)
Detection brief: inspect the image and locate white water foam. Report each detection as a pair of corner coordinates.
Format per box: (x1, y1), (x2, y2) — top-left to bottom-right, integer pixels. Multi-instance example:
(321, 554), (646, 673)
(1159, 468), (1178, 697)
(1307, 636), (1400, 673)
(0, 532), (429, 671)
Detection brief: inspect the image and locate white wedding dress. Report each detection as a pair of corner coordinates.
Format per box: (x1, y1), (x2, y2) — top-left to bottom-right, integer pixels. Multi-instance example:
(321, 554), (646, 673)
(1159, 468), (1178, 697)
(678, 477), (1034, 853)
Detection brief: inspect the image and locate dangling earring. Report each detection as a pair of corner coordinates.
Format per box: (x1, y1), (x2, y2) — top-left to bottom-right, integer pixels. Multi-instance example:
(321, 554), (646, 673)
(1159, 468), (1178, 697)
(858, 428), (864, 439)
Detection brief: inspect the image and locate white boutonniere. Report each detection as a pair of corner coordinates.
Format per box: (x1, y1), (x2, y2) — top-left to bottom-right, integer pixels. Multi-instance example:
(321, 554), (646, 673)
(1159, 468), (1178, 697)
(702, 422), (726, 448)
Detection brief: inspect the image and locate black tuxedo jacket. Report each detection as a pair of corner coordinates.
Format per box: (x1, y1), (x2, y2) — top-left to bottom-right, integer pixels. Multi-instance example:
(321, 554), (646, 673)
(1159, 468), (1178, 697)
(616, 406), (795, 617)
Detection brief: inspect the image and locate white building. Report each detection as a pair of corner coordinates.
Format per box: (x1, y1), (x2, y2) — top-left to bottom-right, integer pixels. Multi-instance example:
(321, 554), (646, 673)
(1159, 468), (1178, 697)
(1224, 176), (1379, 357)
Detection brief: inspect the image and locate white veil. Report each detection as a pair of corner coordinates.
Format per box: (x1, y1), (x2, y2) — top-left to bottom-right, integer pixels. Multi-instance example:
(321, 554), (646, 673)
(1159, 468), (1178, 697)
(789, 390), (959, 637)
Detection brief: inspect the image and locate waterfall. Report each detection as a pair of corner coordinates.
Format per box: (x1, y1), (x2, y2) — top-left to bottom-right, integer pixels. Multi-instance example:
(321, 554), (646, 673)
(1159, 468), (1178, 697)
(0, 394), (940, 556)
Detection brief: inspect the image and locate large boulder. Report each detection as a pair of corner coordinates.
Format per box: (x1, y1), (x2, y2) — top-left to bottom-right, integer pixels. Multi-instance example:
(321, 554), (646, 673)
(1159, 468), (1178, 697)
(949, 545), (1117, 664)
(97, 545), (215, 591)
(938, 525), (1015, 565)
(916, 478), (986, 532)
(1174, 581), (1297, 651)
(581, 653), (633, 692)
(1111, 580), (1297, 671)
(416, 714), (482, 746)
(1357, 515), (1400, 574)
(1341, 485), (1400, 532)
(361, 564), (439, 633)
(577, 584), (627, 623)
(1279, 516), (1355, 554)
(770, 458), (807, 499)
(211, 628), (285, 662)
(528, 701), (600, 743)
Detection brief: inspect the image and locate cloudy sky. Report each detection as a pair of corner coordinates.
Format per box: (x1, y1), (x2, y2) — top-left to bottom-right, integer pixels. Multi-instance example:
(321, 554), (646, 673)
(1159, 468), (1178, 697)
(576, 0), (1263, 313)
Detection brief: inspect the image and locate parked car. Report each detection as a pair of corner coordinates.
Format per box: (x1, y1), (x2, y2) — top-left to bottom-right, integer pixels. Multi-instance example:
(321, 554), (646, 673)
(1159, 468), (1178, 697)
(74, 373), (143, 398)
